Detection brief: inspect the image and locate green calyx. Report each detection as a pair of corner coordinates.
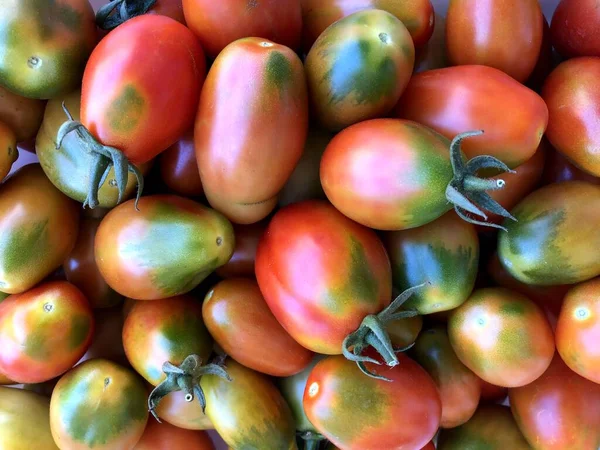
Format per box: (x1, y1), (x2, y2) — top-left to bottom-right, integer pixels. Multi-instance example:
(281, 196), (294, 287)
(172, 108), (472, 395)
(147, 354), (231, 422)
(96, 0), (157, 30)
(342, 282), (429, 381)
(445, 130), (517, 231)
(299, 431), (325, 450)
(56, 103), (144, 210)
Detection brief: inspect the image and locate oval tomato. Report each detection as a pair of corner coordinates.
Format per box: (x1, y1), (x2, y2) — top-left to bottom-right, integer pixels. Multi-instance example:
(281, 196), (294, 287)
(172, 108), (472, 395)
(201, 358), (297, 449)
(215, 221), (266, 279)
(0, 121), (17, 182)
(155, 389), (214, 431)
(394, 65), (548, 168)
(134, 417), (214, 450)
(0, 85), (45, 143)
(304, 353), (441, 450)
(159, 129), (203, 198)
(445, 0), (544, 82)
(411, 326), (481, 428)
(50, 359), (149, 450)
(0, 164), (79, 294)
(382, 211), (478, 314)
(95, 195), (234, 300)
(305, 9), (415, 131)
(202, 278), (313, 376)
(498, 181), (600, 286)
(195, 37), (308, 224)
(448, 287), (554, 388)
(543, 147), (600, 186)
(509, 353), (600, 450)
(78, 306), (127, 366)
(550, 0), (600, 58)
(97, 0), (186, 30)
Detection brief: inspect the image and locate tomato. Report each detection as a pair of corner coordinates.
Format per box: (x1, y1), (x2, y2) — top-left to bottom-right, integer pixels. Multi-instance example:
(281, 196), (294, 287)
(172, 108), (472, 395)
(542, 57), (600, 177)
(305, 10), (415, 131)
(509, 353), (600, 450)
(96, 0), (186, 30)
(201, 358), (297, 449)
(382, 212), (478, 314)
(498, 181), (600, 286)
(304, 352), (441, 450)
(386, 312), (422, 349)
(415, 12), (447, 73)
(50, 358), (149, 450)
(412, 326), (481, 429)
(479, 380), (508, 404)
(0, 386), (58, 450)
(202, 278), (313, 376)
(525, 16), (554, 93)
(159, 128), (203, 198)
(445, 0), (543, 83)
(182, 0), (302, 59)
(301, 0), (434, 52)
(438, 405), (530, 450)
(0, 164), (79, 294)
(134, 418), (214, 450)
(0, 370), (13, 385)
(421, 443), (435, 450)
(215, 221), (266, 279)
(394, 65), (549, 169)
(95, 195), (234, 300)
(550, 0), (600, 58)
(78, 306), (127, 366)
(543, 147), (600, 186)
(195, 38), (308, 225)
(0, 121), (17, 182)
(0, 85), (45, 143)
(448, 287), (554, 387)
(155, 390), (214, 431)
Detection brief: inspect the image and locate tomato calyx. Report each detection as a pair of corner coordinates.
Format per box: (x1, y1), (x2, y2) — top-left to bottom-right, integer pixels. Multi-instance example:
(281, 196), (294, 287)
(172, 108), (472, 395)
(56, 103), (144, 210)
(298, 431), (325, 450)
(342, 282), (429, 381)
(147, 354), (232, 421)
(96, 0), (158, 30)
(445, 130), (517, 231)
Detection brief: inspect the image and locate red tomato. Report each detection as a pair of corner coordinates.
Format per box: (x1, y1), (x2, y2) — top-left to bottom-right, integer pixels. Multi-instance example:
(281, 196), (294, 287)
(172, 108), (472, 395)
(97, 0), (186, 30)
(551, 0), (600, 58)
(479, 380), (508, 404)
(543, 147), (600, 186)
(215, 221), (267, 279)
(134, 418), (215, 450)
(159, 129), (203, 198)
(525, 16), (554, 93)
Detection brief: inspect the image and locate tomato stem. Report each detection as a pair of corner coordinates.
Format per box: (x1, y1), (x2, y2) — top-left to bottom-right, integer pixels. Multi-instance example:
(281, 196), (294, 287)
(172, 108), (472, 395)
(96, 0), (158, 30)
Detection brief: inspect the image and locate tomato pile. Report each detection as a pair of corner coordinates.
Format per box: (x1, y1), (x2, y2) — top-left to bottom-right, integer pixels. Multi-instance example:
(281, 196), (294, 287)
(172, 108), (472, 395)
(1, 0), (600, 449)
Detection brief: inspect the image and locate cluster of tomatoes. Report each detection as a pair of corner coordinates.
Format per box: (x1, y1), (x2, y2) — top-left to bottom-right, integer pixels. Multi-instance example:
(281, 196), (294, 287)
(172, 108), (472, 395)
(1, 0), (600, 449)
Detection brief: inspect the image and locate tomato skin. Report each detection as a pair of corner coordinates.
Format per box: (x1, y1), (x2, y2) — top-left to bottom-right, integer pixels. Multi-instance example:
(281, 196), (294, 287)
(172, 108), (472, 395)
(78, 306), (127, 366)
(147, 0), (186, 24)
(304, 353), (441, 449)
(82, 15), (205, 166)
(446, 0), (543, 83)
(255, 200), (392, 355)
(394, 65), (548, 168)
(134, 418), (214, 450)
(215, 221), (266, 279)
(95, 195), (234, 300)
(50, 359), (149, 450)
(412, 326), (481, 428)
(0, 85), (45, 142)
(421, 443), (435, 450)
(159, 129), (203, 198)
(448, 288), (555, 388)
(202, 278), (313, 376)
(382, 212), (478, 314)
(195, 38), (308, 225)
(479, 380), (507, 404)
(201, 358), (298, 449)
(438, 405), (530, 450)
(550, 0), (600, 58)
(305, 10), (415, 131)
(509, 353), (600, 450)
(155, 390), (214, 430)
(0, 164), (79, 294)
(543, 147), (600, 186)
(0, 386), (58, 449)
(0, 121), (17, 182)
(387, 313), (422, 349)
(498, 181), (600, 286)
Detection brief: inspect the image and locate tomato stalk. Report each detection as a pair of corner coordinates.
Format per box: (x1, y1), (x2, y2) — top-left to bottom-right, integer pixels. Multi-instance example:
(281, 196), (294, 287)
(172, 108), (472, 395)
(96, 0), (158, 30)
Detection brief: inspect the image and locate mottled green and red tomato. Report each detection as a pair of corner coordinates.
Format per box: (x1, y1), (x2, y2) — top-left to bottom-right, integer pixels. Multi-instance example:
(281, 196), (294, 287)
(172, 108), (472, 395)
(0, 164), (79, 294)
(0, 121), (17, 182)
(155, 390), (214, 431)
(50, 359), (149, 450)
(304, 353), (441, 450)
(255, 200), (392, 355)
(305, 9), (415, 131)
(215, 221), (266, 278)
(0, 84), (46, 143)
(95, 195), (234, 300)
(195, 37), (308, 224)
(134, 418), (214, 450)
(159, 129), (203, 198)
(550, 0), (600, 58)
(448, 287), (555, 388)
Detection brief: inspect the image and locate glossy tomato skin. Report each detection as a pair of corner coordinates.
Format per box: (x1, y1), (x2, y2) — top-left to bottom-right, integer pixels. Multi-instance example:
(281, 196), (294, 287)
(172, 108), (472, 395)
(0, 386), (58, 450)
(215, 221), (266, 278)
(412, 326), (481, 428)
(543, 147), (600, 186)
(0, 121), (17, 182)
(446, 0), (543, 82)
(201, 358), (298, 449)
(0, 85), (45, 142)
(438, 405), (530, 450)
(82, 15), (205, 165)
(202, 278), (313, 376)
(37, 90), (153, 208)
(321, 119), (456, 230)
(543, 57), (600, 177)
(386, 313), (423, 349)
(255, 200), (392, 354)
(0, 164), (79, 294)
(509, 353), (600, 450)
(123, 295), (213, 386)
(304, 353), (441, 450)
(383, 212), (479, 314)
(195, 37), (308, 225)
(50, 359), (149, 450)
(134, 418), (214, 450)
(550, 0), (600, 58)
(0, 0), (97, 99)
(305, 10), (415, 131)
(498, 181), (600, 286)
(95, 195), (234, 300)
(159, 129), (203, 198)
(155, 390), (214, 430)
(395, 65), (548, 168)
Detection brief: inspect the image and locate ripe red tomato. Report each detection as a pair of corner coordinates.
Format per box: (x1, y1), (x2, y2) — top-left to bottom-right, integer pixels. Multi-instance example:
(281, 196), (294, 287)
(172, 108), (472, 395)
(0, 84), (46, 143)
(159, 129), (203, 198)
(134, 418), (215, 450)
(550, 0), (600, 58)
(215, 221), (266, 279)
(479, 380), (508, 404)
